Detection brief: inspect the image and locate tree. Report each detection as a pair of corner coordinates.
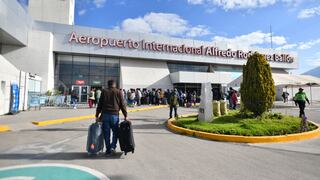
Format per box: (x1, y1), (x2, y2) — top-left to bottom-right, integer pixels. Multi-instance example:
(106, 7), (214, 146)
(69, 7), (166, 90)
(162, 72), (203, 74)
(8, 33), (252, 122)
(240, 52), (276, 116)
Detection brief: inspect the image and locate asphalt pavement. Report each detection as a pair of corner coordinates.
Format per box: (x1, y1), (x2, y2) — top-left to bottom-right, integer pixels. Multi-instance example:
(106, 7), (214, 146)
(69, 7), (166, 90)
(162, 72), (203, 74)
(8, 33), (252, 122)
(0, 104), (320, 180)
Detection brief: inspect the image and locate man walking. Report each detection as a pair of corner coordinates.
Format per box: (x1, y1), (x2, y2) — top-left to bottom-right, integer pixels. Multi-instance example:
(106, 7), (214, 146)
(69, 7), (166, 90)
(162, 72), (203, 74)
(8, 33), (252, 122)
(96, 80), (128, 156)
(71, 89), (78, 109)
(169, 89), (179, 119)
(294, 88), (310, 117)
(227, 87), (234, 109)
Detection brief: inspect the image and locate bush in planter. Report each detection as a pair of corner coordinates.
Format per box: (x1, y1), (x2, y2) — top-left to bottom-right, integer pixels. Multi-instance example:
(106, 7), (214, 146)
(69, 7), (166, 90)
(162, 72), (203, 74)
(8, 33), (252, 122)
(220, 100), (228, 115)
(240, 52), (276, 116)
(213, 100), (221, 116)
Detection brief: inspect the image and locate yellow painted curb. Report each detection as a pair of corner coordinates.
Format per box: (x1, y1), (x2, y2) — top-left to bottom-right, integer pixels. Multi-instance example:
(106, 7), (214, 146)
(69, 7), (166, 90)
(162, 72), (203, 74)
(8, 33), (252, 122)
(0, 125), (11, 132)
(167, 114), (320, 143)
(32, 105), (168, 126)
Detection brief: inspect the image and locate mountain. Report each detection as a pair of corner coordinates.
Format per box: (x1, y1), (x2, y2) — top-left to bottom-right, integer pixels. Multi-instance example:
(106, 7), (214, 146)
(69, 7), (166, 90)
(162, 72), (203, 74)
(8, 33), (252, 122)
(303, 66), (320, 77)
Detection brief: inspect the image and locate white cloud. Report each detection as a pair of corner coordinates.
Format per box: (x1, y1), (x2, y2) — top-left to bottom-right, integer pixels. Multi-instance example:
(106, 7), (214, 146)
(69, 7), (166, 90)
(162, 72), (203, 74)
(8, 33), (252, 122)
(188, 0), (204, 4)
(78, 9), (87, 16)
(298, 6), (320, 18)
(76, 0), (106, 15)
(143, 13), (189, 36)
(298, 38), (320, 49)
(186, 25), (210, 37)
(275, 37), (320, 50)
(187, 0), (303, 10)
(212, 31), (287, 48)
(276, 43), (297, 50)
(121, 18), (152, 34)
(118, 12), (210, 37)
(93, 0), (107, 8)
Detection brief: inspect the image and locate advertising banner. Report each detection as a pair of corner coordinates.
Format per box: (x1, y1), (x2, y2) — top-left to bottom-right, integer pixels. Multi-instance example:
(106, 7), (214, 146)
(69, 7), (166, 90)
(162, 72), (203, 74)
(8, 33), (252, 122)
(9, 83), (20, 114)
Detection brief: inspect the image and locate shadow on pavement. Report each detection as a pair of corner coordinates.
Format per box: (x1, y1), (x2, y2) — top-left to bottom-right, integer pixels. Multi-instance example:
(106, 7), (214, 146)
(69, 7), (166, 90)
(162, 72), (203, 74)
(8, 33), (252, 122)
(132, 123), (165, 130)
(129, 118), (167, 123)
(0, 152), (124, 160)
(22, 128), (88, 132)
(134, 131), (172, 135)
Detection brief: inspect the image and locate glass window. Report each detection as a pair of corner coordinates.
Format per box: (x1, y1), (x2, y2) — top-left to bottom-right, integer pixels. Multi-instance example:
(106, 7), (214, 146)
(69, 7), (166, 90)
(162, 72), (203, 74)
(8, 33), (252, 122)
(58, 75), (72, 85)
(89, 75), (105, 86)
(168, 63), (209, 73)
(55, 54), (120, 89)
(106, 68), (119, 76)
(73, 56), (89, 76)
(57, 55), (73, 75)
(90, 57), (105, 76)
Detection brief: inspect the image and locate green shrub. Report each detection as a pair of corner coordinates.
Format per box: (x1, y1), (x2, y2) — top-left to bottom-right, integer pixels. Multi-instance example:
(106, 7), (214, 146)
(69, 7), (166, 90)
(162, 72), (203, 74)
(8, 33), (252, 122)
(240, 52), (276, 116)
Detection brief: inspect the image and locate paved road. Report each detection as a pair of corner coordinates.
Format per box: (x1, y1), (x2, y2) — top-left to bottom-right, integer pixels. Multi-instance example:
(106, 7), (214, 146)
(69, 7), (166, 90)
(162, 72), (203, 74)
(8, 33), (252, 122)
(0, 105), (320, 180)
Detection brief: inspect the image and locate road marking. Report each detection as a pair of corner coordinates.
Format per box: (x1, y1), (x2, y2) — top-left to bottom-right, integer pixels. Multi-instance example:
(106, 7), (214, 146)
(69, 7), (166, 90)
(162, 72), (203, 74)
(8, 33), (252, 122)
(0, 125), (10, 133)
(0, 163), (109, 180)
(32, 105), (168, 126)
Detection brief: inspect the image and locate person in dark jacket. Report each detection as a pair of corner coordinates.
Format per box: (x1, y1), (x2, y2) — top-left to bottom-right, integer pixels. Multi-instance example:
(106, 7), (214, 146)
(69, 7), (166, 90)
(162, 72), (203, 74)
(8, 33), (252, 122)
(96, 80), (128, 156)
(169, 89), (179, 118)
(71, 89), (78, 109)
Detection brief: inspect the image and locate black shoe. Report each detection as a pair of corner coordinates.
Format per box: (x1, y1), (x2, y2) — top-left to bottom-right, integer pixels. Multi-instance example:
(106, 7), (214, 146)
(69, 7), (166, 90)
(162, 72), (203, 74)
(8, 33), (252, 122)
(105, 150), (112, 157)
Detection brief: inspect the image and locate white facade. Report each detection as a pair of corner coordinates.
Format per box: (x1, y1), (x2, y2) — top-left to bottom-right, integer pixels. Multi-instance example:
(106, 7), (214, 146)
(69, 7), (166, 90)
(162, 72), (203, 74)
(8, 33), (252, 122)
(2, 30), (55, 92)
(0, 55), (29, 115)
(28, 0), (75, 25)
(120, 58), (173, 90)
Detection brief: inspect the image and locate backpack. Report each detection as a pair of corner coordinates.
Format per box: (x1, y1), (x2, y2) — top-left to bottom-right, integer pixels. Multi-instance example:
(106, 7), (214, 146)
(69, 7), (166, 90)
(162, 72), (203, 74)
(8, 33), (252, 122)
(170, 94), (178, 106)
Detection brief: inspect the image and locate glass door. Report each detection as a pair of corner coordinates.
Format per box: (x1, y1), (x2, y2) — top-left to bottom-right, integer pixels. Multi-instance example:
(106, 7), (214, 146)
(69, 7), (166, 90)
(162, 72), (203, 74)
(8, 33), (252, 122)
(71, 85), (90, 103)
(80, 86), (89, 103)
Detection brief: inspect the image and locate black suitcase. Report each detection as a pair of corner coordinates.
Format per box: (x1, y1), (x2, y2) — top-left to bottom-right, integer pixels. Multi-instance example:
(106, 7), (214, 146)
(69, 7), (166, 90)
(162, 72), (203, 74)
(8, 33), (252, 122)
(86, 122), (104, 155)
(118, 120), (135, 155)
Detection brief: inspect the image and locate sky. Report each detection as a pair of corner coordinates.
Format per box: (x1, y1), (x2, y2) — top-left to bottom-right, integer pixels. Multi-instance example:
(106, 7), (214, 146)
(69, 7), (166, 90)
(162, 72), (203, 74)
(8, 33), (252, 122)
(25, 0), (320, 74)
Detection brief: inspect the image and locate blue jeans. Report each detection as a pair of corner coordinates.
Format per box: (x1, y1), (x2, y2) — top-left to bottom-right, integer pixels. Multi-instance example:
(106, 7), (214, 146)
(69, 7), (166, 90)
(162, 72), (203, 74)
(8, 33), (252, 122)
(102, 113), (119, 152)
(71, 97), (77, 108)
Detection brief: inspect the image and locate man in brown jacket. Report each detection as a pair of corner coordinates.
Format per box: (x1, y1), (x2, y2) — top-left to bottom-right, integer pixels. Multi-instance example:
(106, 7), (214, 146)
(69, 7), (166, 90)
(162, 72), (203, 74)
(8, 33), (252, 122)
(96, 80), (128, 156)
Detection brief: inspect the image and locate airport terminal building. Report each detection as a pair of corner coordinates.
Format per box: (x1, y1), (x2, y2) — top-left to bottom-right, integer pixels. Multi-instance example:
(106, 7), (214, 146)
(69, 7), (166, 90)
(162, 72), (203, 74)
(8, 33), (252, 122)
(0, 0), (298, 111)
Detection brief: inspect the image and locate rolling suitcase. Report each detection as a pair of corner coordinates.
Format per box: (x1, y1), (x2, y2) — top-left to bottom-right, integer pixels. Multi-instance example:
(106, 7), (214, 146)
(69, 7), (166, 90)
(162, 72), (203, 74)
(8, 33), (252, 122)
(119, 120), (135, 155)
(86, 122), (104, 155)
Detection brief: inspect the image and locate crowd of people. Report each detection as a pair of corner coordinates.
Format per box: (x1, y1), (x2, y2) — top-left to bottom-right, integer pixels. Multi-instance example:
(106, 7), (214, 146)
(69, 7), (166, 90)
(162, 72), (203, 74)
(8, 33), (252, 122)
(69, 86), (240, 110)
(119, 88), (199, 108)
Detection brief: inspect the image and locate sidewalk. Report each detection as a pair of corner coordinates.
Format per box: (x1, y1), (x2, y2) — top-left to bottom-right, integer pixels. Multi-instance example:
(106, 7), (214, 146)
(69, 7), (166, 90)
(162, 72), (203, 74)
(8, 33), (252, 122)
(0, 105), (166, 132)
(273, 100), (320, 109)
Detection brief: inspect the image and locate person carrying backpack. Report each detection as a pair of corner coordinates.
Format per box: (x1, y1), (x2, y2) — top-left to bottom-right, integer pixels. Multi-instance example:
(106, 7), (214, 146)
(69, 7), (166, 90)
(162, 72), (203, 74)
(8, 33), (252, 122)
(169, 89), (179, 119)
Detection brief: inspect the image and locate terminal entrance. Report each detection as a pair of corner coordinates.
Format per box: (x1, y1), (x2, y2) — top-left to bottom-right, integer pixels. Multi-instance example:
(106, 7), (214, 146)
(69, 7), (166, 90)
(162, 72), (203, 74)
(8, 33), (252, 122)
(71, 85), (90, 103)
(173, 83), (223, 100)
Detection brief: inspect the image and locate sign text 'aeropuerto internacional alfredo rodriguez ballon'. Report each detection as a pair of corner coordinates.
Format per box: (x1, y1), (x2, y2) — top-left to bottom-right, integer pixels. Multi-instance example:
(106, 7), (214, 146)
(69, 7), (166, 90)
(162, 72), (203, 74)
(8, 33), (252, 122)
(68, 32), (294, 63)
